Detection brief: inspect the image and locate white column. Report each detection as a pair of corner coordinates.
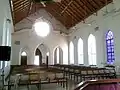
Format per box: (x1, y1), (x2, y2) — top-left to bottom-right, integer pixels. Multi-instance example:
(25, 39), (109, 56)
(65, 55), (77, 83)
(74, 40), (78, 65)
(84, 39), (88, 66)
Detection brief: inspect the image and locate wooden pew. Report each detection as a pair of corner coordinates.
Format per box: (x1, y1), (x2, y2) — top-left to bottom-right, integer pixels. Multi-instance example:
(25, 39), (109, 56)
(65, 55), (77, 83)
(53, 64), (116, 82)
(7, 65), (68, 90)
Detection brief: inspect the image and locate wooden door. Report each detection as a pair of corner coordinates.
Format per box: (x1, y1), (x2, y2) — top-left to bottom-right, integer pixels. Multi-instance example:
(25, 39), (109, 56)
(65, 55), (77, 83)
(21, 56), (27, 65)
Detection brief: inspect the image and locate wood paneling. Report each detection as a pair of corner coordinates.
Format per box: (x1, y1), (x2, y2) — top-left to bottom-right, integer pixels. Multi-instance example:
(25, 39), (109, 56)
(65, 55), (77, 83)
(11, 0), (112, 31)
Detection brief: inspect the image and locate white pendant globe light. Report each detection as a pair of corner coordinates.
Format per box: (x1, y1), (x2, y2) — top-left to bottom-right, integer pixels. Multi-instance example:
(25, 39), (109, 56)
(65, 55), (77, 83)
(34, 21), (50, 37)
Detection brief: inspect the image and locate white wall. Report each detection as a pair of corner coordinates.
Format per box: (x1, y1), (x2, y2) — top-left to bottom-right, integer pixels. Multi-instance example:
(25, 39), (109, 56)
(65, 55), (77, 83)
(68, 0), (120, 67)
(11, 9), (68, 65)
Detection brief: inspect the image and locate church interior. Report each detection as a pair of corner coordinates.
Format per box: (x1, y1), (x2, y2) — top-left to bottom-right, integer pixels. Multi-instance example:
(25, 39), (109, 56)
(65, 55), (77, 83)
(0, 0), (120, 90)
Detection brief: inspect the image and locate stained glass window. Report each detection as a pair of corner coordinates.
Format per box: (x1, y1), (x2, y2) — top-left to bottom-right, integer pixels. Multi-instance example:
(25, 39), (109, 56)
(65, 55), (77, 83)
(106, 30), (115, 64)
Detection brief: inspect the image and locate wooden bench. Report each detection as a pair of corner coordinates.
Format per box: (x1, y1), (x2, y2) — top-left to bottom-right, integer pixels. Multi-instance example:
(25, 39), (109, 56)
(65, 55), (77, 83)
(7, 65), (68, 90)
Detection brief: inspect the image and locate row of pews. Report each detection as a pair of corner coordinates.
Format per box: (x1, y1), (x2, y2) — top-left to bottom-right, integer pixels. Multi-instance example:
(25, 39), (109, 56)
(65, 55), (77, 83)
(6, 65), (67, 90)
(5, 64), (117, 90)
(52, 64), (117, 82)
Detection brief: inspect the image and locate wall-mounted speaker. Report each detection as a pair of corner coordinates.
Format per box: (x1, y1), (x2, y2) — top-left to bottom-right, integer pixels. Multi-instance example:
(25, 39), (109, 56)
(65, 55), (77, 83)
(0, 46), (11, 61)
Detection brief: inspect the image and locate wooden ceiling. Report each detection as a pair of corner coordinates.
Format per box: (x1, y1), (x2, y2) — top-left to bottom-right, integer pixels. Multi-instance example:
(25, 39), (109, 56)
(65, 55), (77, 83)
(11, 0), (112, 29)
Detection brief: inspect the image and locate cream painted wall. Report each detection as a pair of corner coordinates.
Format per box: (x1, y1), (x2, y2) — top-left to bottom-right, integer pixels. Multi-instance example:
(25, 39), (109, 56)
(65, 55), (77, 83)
(68, 0), (120, 67)
(11, 9), (68, 65)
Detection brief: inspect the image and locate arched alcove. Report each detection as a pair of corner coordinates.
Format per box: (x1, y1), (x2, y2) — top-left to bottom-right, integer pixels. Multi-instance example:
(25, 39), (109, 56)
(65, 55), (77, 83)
(34, 44), (49, 66)
(34, 48), (42, 65)
(88, 34), (96, 65)
(19, 46), (31, 65)
(54, 47), (63, 64)
(21, 52), (27, 65)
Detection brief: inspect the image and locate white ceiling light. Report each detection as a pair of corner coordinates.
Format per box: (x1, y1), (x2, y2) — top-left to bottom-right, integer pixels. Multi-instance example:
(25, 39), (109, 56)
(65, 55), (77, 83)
(34, 21), (50, 37)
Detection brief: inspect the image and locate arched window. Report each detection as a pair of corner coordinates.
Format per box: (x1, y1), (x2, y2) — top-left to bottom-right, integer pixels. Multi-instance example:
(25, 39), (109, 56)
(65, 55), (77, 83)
(34, 48), (42, 65)
(56, 47), (60, 64)
(21, 52), (27, 56)
(88, 34), (96, 65)
(70, 41), (74, 64)
(54, 47), (63, 64)
(78, 38), (84, 64)
(106, 30), (115, 64)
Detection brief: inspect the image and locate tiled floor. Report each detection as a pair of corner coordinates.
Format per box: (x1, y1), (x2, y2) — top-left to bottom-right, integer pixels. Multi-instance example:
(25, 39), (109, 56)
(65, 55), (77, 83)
(8, 80), (76, 90)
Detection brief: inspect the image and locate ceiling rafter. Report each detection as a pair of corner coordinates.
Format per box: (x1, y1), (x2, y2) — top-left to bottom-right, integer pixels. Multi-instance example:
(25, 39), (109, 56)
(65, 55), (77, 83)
(64, 0), (83, 20)
(46, 7), (68, 26)
(11, 0), (113, 31)
(83, 0), (96, 12)
(14, 2), (30, 12)
(92, 0), (100, 8)
(61, 1), (80, 23)
(13, 0), (26, 6)
(94, 0), (103, 6)
(14, 4), (30, 13)
(76, 0), (90, 16)
(56, 2), (78, 23)
(61, 0), (73, 14)
(71, 1), (84, 18)
(63, 8), (78, 24)
(14, 0), (29, 9)
(73, 1), (86, 18)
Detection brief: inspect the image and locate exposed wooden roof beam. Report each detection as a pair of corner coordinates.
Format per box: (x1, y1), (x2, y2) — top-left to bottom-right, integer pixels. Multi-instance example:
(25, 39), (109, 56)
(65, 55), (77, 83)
(27, 1), (33, 15)
(46, 8), (67, 27)
(80, 0), (93, 13)
(75, 0), (90, 17)
(61, 0), (73, 14)
(86, 0), (97, 11)
(63, 1), (82, 22)
(14, 0), (28, 8)
(11, 0), (113, 30)
(71, 1), (84, 19)
(92, 0), (100, 8)
(14, 3), (30, 12)
(73, 1), (86, 18)
(13, 0), (25, 5)
(14, 2), (30, 11)
(57, 3), (78, 24)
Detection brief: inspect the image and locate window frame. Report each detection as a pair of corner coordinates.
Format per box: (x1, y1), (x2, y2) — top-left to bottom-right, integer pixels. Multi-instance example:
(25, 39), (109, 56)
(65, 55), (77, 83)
(106, 30), (115, 64)
(69, 41), (74, 64)
(88, 34), (97, 65)
(78, 38), (84, 65)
